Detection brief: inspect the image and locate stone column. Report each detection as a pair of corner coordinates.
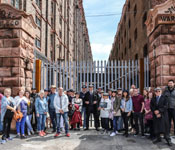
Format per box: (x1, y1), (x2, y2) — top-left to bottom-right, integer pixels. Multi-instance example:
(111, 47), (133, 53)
(0, 4), (36, 96)
(146, 0), (175, 88)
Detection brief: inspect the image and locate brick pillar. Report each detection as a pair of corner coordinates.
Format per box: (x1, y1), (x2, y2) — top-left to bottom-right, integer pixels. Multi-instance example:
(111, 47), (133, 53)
(0, 4), (36, 96)
(146, 0), (175, 88)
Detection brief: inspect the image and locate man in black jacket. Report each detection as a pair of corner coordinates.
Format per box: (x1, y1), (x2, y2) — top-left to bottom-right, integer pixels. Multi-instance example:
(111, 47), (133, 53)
(151, 87), (172, 146)
(163, 80), (175, 135)
(84, 85), (99, 131)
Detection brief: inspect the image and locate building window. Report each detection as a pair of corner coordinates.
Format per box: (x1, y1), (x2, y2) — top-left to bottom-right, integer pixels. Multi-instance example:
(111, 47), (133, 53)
(59, 31), (62, 38)
(134, 28), (137, 40)
(134, 5), (137, 17)
(50, 34), (54, 46)
(128, 19), (131, 28)
(128, 1), (130, 11)
(59, 16), (62, 25)
(142, 12), (147, 28)
(36, 16), (41, 27)
(51, 1), (54, 15)
(35, 38), (41, 48)
(36, 0), (41, 9)
(135, 54), (138, 60)
(143, 44), (148, 57)
(51, 17), (54, 28)
(60, 4), (62, 13)
(129, 39), (131, 48)
(11, 0), (20, 9)
(23, 0), (26, 11)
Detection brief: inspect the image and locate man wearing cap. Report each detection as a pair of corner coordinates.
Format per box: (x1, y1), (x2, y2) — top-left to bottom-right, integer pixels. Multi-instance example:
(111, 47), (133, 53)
(48, 85), (57, 133)
(163, 80), (175, 135)
(84, 85), (99, 131)
(151, 87), (172, 146)
(80, 85), (87, 129)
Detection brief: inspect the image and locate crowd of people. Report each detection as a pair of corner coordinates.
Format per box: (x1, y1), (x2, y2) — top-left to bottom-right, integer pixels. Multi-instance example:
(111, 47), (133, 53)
(0, 80), (175, 147)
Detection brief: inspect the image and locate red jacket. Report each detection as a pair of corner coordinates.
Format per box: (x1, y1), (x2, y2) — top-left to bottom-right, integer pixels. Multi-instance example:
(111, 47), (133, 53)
(71, 104), (82, 128)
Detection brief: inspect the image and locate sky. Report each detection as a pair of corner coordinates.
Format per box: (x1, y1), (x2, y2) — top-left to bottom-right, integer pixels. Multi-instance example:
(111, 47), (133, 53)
(83, 0), (125, 61)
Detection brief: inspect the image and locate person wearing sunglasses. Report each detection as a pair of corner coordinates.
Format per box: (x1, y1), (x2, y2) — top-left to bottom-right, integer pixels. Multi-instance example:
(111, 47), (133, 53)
(151, 87), (172, 146)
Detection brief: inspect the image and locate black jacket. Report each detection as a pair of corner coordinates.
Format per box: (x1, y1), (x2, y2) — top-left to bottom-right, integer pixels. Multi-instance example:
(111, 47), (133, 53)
(80, 91), (87, 107)
(84, 91), (97, 110)
(150, 95), (169, 134)
(163, 87), (175, 109)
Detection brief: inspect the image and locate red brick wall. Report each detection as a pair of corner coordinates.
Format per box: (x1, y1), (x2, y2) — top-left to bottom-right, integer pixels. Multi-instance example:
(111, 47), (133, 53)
(151, 0), (168, 8)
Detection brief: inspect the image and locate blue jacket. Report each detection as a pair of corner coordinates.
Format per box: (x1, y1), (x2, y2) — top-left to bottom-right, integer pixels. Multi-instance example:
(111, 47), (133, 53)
(1, 96), (15, 122)
(35, 97), (48, 114)
(120, 98), (133, 112)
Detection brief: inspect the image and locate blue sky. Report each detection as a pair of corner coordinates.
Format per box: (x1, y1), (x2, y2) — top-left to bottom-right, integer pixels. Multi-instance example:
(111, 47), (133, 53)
(83, 0), (125, 61)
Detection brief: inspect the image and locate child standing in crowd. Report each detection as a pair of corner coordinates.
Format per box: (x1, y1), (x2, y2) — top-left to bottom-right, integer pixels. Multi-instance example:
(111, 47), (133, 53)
(120, 90), (133, 137)
(1, 88), (16, 144)
(71, 92), (83, 130)
(99, 93), (111, 134)
(15, 89), (28, 139)
(35, 90), (48, 137)
(110, 90), (121, 137)
(25, 91), (35, 136)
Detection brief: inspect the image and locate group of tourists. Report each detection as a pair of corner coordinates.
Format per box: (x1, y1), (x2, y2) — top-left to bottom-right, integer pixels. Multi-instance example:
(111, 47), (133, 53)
(0, 80), (175, 147)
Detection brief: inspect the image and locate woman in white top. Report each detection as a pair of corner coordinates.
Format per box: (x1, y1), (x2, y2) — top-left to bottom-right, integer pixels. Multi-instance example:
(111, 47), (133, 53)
(15, 89), (28, 139)
(98, 93), (111, 134)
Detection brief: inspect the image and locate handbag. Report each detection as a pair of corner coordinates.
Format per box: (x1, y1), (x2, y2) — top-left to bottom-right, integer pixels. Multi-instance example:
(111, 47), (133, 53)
(13, 110), (23, 121)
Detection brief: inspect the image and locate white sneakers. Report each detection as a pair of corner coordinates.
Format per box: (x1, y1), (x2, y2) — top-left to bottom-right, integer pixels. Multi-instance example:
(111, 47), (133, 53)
(110, 132), (116, 137)
(110, 131), (119, 137)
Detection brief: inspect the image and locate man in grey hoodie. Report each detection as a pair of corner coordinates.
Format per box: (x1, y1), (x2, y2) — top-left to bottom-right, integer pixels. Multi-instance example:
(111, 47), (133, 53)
(54, 87), (70, 137)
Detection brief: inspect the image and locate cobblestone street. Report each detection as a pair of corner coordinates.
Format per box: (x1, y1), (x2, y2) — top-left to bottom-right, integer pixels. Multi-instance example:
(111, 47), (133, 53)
(0, 130), (175, 150)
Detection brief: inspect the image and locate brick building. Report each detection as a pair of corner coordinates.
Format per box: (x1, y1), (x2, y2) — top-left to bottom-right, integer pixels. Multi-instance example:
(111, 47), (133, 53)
(109, 0), (168, 61)
(0, 0), (92, 62)
(109, 0), (175, 88)
(0, 0), (92, 95)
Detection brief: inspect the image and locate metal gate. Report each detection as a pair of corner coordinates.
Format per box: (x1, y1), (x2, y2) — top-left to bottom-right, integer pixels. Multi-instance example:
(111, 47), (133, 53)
(32, 56), (150, 92)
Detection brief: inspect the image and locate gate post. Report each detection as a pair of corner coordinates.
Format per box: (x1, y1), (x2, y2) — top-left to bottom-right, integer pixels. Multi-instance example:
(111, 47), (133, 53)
(139, 58), (144, 95)
(35, 60), (41, 92)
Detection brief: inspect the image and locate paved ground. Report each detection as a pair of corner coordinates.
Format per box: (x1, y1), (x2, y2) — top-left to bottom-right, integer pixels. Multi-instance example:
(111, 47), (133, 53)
(0, 129), (175, 150)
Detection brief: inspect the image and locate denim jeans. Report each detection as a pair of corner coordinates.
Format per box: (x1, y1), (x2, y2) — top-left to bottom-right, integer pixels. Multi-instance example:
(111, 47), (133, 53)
(56, 112), (69, 134)
(49, 109), (57, 130)
(117, 116), (124, 130)
(26, 115), (33, 133)
(38, 114), (46, 131)
(113, 116), (119, 132)
(81, 107), (86, 128)
(16, 116), (26, 135)
(0, 114), (3, 132)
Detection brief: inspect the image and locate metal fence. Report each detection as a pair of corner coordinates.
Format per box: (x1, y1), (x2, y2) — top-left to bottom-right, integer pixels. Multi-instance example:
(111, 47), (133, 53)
(32, 56), (150, 91)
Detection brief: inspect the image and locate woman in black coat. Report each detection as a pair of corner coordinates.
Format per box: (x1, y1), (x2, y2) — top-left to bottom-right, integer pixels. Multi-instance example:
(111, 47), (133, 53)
(150, 87), (172, 146)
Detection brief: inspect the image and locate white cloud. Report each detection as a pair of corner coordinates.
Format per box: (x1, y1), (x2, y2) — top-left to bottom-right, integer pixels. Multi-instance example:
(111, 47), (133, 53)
(91, 43), (112, 61)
